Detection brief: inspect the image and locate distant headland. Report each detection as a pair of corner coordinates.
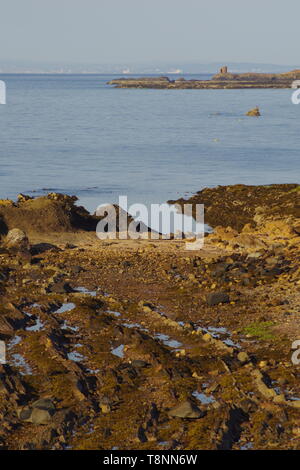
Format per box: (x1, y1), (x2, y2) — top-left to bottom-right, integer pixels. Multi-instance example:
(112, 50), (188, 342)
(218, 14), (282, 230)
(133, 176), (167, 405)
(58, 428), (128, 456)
(108, 66), (300, 89)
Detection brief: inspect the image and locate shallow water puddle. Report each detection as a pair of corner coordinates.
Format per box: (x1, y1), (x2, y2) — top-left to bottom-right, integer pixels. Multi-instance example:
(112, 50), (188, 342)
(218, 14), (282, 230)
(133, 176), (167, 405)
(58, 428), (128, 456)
(223, 338), (241, 348)
(154, 333), (182, 349)
(285, 393), (300, 401)
(106, 310), (121, 317)
(111, 344), (125, 358)
(240, 442), (254, 450)
(86, 367), (100, 374)
(200, 325), (241, 348)
(108, 306), (182, 350)
(122, 321), (149, 332)
(8, 335), (22, 349)
(207, 326), (229, 335)
(55, 303), (76, 314)
(158, 309), (240, 350)
(67, 350), (86, 363)
(192, 390), (215, 405)
(25, 316), (44, 332)
(67, 343), (86, 363)
(61, 320), (79, 332)
(11, 354), (32, 375)
(158, 441), (169, 447)
(75, 287), (97, 296)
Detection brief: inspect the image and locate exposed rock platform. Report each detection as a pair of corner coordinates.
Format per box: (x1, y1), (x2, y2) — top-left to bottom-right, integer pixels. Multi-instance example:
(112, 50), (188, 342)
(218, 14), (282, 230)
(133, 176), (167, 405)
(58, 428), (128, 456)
(0, 184), (299, 450)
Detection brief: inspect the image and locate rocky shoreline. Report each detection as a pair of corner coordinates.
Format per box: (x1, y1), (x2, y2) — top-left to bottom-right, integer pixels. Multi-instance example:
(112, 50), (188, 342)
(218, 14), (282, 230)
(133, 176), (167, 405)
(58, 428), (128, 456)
(0, 184), (299, 450)
(108, 67), (300, 89)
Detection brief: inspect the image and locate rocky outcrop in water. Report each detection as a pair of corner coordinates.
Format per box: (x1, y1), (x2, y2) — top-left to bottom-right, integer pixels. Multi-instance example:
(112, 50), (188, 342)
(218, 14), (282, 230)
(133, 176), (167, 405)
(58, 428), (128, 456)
(246, 107), (261, 116)
(108, 68), (300, 89)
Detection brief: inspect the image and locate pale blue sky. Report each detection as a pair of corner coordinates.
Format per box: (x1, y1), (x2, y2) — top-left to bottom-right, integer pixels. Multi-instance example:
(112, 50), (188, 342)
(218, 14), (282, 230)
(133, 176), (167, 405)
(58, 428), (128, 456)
(0, 0), (299, 65)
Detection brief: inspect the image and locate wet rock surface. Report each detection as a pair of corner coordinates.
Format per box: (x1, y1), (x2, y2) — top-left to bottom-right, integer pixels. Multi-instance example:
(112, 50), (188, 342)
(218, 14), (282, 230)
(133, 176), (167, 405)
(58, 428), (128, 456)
(0, 184), (299, 450)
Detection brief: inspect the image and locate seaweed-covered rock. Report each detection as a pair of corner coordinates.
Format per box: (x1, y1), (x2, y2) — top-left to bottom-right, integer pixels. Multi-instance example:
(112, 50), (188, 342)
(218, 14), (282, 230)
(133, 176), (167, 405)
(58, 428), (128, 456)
(168, 184), (300, 231)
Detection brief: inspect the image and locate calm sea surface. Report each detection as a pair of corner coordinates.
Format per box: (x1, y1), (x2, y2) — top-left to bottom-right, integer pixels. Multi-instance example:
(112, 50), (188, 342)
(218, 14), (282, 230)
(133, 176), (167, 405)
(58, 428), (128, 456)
(0, 74), (299, 214)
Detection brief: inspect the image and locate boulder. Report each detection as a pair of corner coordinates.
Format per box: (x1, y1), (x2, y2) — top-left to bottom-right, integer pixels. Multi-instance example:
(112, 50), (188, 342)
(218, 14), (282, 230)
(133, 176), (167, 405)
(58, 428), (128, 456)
(3, 228), (31, 262)
(168, 400), (205, 419)
(30, 408), (53, 425)
(207, 291), (230, 306)
(4, 228), (29, 252)
(45, 281), (74, 294)
(18, 398), (56, 425)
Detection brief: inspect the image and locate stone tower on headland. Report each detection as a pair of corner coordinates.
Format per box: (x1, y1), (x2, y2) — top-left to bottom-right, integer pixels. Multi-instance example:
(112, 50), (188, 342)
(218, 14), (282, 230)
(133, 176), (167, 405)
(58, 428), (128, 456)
(219, 66), (228, 74)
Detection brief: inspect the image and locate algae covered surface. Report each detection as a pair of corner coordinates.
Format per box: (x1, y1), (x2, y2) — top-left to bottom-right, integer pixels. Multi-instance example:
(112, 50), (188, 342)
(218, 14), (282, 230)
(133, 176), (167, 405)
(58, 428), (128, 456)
(0, 185), (299, 450)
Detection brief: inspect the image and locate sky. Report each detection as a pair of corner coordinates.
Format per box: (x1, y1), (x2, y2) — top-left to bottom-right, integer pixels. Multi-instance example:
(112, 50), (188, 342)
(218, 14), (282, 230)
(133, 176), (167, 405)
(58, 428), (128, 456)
(0, 0), (299, 66)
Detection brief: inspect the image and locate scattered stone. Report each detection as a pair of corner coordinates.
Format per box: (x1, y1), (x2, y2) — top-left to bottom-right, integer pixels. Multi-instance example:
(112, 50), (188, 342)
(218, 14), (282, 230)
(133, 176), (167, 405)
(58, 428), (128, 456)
(202, 333), (213, 342)
(273, 394), (286, 404)
(45, 281), (74, 294)
(138, 301), (156, 313)
(100, 403), (111, 414)
(237, 352), (250, 364)
(251, 369), (276, 399)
